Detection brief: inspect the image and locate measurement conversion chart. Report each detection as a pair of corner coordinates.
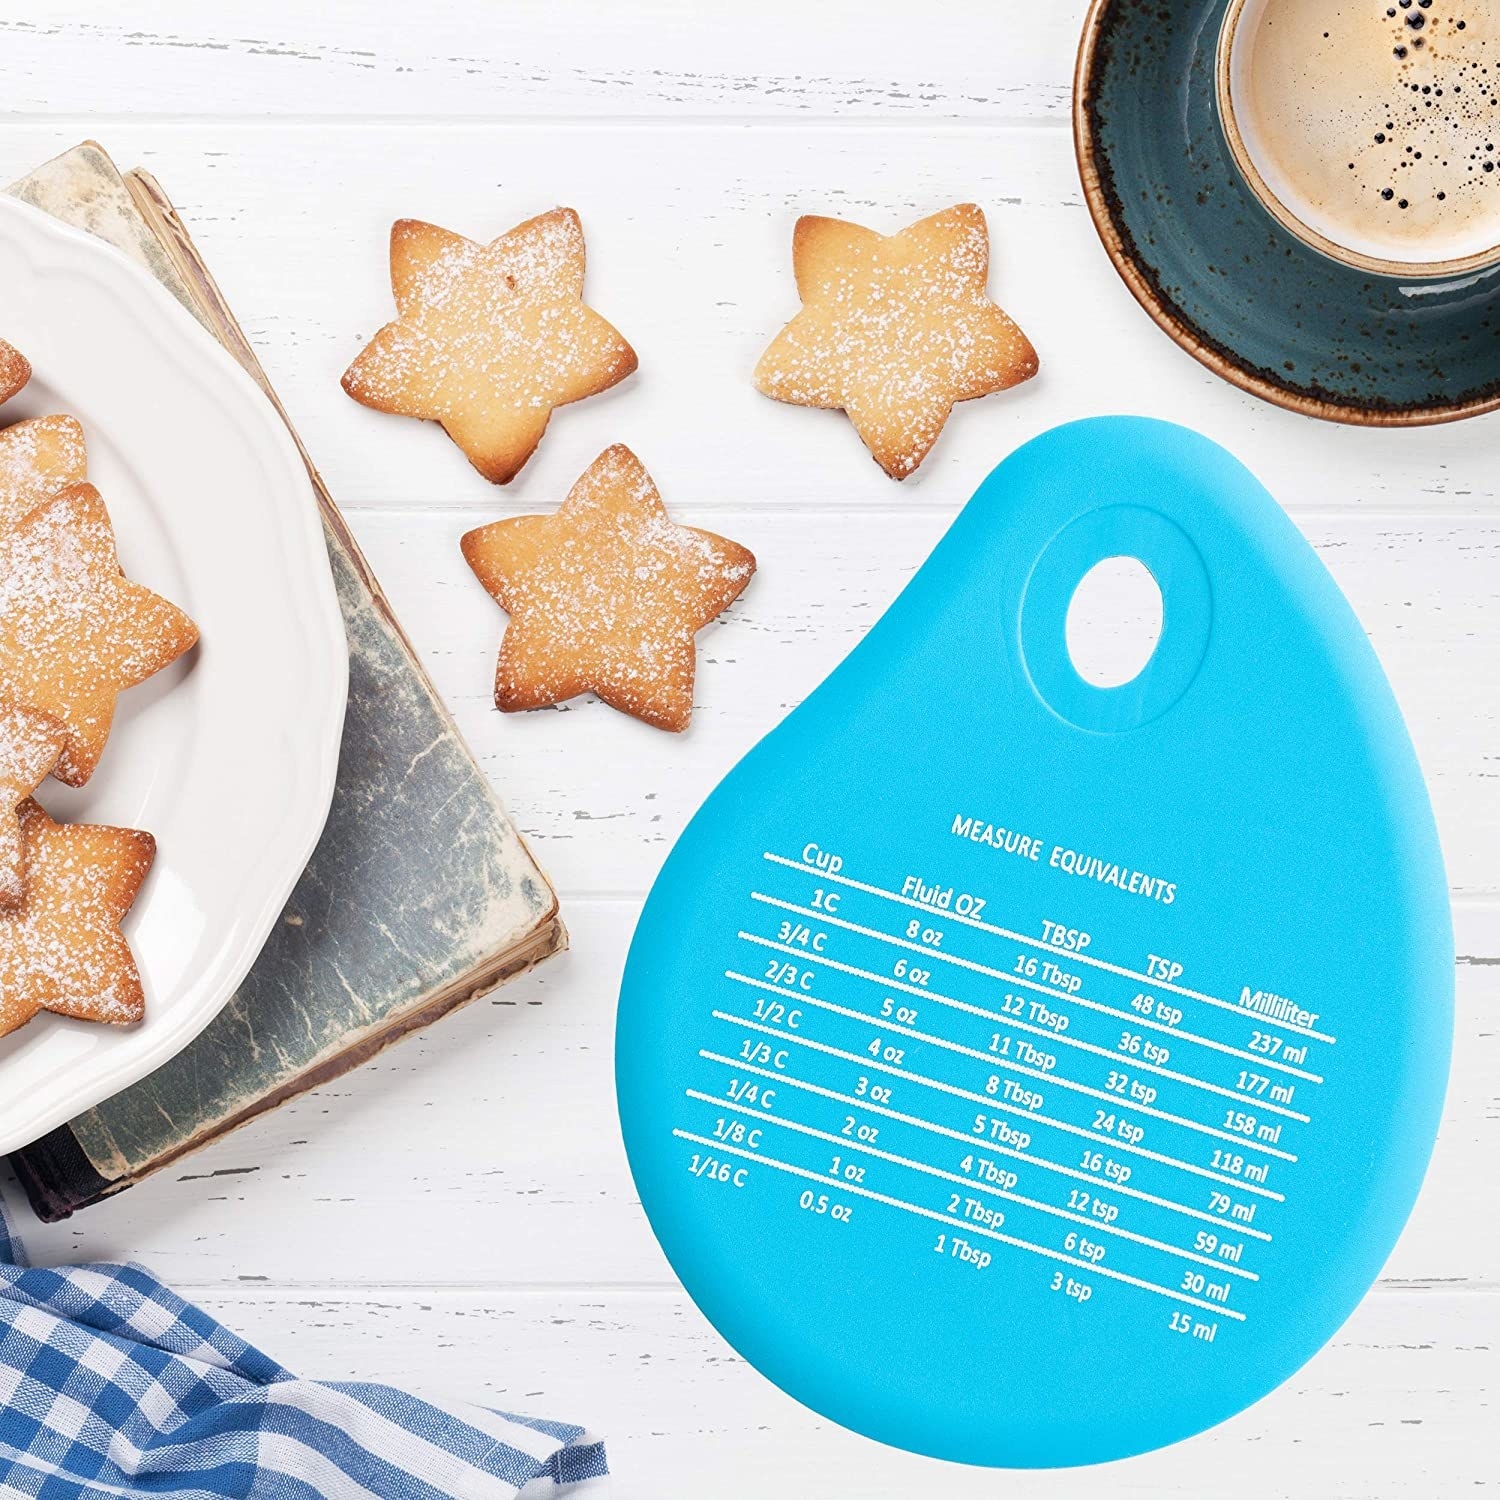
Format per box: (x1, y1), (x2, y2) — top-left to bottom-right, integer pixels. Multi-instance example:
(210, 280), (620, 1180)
(685, 838), (1310, 1337)
(617, 420), (1452, 1466)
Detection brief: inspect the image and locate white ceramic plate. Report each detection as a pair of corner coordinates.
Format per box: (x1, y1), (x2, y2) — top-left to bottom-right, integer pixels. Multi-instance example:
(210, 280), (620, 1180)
(0, 195), (347, 1154)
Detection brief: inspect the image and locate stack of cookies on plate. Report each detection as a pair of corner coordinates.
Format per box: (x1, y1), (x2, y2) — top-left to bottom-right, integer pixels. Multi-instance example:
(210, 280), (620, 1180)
(0, 340), (198, 1042)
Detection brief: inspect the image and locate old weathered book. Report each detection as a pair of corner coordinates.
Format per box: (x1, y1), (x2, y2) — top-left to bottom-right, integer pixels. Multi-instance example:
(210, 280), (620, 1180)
(6, 142), (564, 1220)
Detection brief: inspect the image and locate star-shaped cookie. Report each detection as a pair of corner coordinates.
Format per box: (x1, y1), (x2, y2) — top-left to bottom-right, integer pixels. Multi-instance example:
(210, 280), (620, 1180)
(0, 704), (66, 908)
(0, 483), (199, 786)
(0, 339), (29, 408)
(0, 799), (154, 1040)
(0, 414), (87, 539)
(460, 444), (755, 732)
(754, 203), (1038, 478)
(342, 208), (637, 484)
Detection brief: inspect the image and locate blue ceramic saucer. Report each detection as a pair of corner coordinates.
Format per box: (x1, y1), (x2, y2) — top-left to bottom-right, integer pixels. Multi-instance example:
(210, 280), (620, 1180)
(1075, 0), (1500, 425)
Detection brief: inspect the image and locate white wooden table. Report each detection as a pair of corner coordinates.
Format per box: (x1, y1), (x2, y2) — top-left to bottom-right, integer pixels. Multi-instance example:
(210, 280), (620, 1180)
(3, 4), (1496, 1494)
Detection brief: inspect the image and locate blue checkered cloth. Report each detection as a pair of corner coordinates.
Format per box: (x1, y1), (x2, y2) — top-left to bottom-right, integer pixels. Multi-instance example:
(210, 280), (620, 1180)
(0, 1194), (607, 1498)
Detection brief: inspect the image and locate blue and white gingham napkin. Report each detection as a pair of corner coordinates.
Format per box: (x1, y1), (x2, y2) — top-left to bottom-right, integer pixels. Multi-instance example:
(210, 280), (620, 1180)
(0, 1192), (608, 1498)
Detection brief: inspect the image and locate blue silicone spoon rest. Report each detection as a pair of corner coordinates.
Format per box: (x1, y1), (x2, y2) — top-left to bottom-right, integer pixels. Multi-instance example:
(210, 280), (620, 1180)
(616, 417), (1452, 1467)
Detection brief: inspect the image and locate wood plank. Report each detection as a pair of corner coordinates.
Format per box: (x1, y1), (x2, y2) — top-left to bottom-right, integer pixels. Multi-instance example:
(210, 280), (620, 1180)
(334, 509), (1500, 899)
(0, 4), (1080, 120)
(3, 124), (1499, 523)
(15, 117), (1492, 894)
(14, 901), (1496, 1291)
(173, 1285), (1500, 1498)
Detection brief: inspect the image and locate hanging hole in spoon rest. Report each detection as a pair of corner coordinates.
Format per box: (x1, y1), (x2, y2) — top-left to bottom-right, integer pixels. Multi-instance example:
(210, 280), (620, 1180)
(1065, 555), (1164, 689)
(1019, 505), (1212, 734)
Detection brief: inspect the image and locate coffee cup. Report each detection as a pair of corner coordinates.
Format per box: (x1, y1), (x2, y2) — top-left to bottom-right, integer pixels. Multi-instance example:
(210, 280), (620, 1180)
(1218, 0), (1500, 277)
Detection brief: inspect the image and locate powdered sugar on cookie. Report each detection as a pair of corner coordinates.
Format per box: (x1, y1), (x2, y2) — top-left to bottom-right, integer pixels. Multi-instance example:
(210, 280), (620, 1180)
(0, 703), (65, 907)
(461, 444), (754, 732)
(342, 208), (637, 484)
(0, 483), (199, 785)
(0, 799), (154, 1039)
(0, 414), (88, 539)
(755, 203), (1038, 478)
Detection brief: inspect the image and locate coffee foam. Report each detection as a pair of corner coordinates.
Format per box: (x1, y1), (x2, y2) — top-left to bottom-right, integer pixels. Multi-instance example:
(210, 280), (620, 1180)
(1230, 0), (1500, 267)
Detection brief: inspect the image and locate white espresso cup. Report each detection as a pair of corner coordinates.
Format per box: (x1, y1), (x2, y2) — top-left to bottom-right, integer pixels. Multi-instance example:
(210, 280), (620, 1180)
(1218, 0), (1500, 277)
